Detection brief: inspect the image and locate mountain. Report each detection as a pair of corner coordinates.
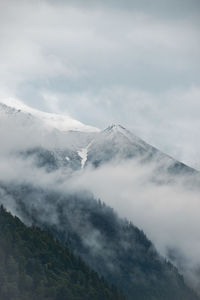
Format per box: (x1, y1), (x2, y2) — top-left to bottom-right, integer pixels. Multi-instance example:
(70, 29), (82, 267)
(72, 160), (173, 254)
(0, 205), (125, 300)
(84, 124), (195, 177)
(0, 101), (195, 176)
(0, 101), (98, 170)
(84, 123), (156, 167)
(0, 100), (200, 299)
(0, 183), (199, 300)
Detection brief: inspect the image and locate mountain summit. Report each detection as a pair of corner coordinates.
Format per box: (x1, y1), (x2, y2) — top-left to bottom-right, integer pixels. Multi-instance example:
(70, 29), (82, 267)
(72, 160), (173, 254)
(85, 123), (156, 167)
(104, 123), (127, 132)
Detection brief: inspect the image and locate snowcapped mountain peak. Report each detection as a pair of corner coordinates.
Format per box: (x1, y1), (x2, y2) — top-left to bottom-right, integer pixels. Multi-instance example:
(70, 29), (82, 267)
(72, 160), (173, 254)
(103, 123), (135, 142)
(0, 102), (23, 115)
(0, 98), (99, 133)
(105, 124), (126, 132)
(104, 124), (130, 135)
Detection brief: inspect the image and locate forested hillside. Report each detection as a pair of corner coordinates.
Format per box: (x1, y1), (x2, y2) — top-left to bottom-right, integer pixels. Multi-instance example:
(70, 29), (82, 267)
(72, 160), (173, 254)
(0, 205), (125, 300)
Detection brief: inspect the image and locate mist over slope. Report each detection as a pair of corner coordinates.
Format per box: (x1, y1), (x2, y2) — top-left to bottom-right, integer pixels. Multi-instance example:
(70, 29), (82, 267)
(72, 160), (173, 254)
(1, 100), (200, 296)
(0, 182), (199, 300)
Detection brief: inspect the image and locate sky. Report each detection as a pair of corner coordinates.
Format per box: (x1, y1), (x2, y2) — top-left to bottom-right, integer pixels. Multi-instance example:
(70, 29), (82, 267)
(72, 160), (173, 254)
(0, 0), (200, 168)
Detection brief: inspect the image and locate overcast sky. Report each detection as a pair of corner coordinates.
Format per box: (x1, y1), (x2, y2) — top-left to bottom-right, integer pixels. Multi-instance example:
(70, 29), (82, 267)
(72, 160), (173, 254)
(0, 0), (200, 168)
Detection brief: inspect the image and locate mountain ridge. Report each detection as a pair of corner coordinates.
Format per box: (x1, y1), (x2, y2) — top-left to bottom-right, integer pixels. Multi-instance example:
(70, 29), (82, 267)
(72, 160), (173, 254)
(0, 100), (99, 133)
(0, 100), (197, 173)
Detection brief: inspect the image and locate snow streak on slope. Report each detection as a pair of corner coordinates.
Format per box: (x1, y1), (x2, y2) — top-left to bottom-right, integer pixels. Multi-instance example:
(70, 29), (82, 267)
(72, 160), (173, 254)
(77, 140), (94, 168)
(0, 98), (99, 133)
(78, 148), (88, 169)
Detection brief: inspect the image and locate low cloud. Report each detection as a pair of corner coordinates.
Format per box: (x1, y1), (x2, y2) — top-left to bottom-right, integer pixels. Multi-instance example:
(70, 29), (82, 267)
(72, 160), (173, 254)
(0, 121), (200, 292)
(67, 159), (200, 291)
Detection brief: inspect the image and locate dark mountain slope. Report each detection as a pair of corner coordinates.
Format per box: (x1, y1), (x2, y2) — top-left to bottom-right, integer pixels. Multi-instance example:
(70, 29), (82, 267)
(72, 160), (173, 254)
(0, 183), (198, 300)
(0, 205), (125, 300)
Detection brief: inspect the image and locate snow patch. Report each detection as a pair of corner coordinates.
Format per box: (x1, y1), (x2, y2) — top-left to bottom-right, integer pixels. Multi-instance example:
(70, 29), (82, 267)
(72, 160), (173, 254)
(0, 98), (99, 133)
(77, 140), (94, 168)
(78, 148), (88, 169)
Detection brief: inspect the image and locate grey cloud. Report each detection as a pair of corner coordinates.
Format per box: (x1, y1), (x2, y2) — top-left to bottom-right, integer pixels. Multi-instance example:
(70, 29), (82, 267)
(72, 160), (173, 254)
(1, 0), (199, 92)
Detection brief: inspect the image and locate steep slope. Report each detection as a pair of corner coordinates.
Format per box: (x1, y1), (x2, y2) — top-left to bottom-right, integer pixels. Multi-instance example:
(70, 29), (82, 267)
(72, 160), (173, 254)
(0, 183), (198, 300)
(86, 124), (154, 167)
(86, 124), (195, 176)
(0, 205), (125, 300)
